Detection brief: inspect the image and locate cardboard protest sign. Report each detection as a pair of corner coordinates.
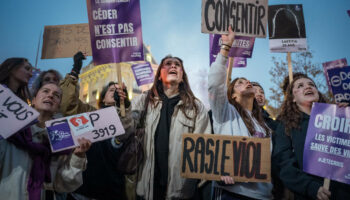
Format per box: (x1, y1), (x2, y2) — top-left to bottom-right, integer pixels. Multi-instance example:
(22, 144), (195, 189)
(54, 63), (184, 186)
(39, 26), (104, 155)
(327, 67), (350, 103)
(86, 0), (144, 65)
(209, 34), (254, 65)
(322, 58), (348, 94)
(131, 62), (154, 86)
(181, 134), (271, 182)
(45, 106), (125, 152)
(0, 85), (39, 139)
(202, 0), (268, 38)
(303, 103), (350, 184)
(41, 23), (92, 59)
(268, 4), (307, 53)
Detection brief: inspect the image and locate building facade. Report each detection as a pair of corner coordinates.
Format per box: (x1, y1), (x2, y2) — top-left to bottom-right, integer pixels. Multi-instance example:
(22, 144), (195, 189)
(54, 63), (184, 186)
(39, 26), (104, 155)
(79, 45), (158, 107)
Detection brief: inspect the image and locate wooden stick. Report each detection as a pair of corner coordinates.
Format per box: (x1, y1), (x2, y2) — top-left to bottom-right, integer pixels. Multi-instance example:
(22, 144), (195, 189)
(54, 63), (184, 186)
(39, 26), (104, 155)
(323, 178), (330, 190)
(116, 63), (125, 117)
(226, 57), (234, 86)
(287, 52), (293, 84)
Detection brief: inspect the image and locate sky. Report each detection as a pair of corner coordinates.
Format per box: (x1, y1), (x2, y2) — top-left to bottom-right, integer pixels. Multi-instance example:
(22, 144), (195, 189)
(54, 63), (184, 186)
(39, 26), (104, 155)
(1, 0), (349, 107)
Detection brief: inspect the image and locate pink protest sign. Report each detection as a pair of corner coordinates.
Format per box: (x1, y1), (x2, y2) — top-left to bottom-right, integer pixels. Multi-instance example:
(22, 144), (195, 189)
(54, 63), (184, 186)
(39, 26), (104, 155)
(45, 106), (125, 152)
(0, 84), (39, 139)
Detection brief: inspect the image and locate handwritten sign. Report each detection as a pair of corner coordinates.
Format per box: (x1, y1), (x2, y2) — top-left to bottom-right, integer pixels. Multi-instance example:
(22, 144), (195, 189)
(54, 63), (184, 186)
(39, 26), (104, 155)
(268, 4), (307, 53)
(0, 85), (39, 139)
(45, 106), (125, 152)
(131, 62), (154, 86)
(181, 134), (271, 182)
(86, 0), (144, 65)
(209, 34), (254, 65)
(303, 103), (350, 184)
(41, 23), (92, 59)
(327, 67), (350, 103)
(202, 0), (268, 38)
(322, 58), (348, 94)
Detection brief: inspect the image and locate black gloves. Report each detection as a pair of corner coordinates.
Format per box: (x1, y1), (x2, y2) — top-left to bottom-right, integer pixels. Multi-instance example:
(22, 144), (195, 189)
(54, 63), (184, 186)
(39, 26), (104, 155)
(114, 88), (131, 108)
(70, 51), (86, 78)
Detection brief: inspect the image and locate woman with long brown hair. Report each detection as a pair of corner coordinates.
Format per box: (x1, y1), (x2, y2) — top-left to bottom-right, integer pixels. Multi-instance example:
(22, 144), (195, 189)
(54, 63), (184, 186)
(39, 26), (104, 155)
(273, 74), (350, 200)
(134, 55), (211, 199)
(208, 27), (272, 200)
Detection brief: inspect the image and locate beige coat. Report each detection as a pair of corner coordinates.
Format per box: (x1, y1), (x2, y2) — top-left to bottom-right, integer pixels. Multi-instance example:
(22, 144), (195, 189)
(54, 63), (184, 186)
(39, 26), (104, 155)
(133, 93), (212, 200)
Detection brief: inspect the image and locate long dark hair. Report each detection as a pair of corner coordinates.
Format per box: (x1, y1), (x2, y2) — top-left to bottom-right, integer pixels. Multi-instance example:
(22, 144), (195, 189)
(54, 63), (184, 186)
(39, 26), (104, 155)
(97, 81), (117, 109)
(147, 55), (198, 120)
(227, 77), (270, 136)
(0, 58), (32, 101)
(278, 74), (326, 136)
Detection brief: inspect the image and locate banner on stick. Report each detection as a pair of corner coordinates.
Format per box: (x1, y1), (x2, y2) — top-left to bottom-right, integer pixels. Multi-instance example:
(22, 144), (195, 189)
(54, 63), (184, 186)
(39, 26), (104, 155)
(202, 0), (268, 38)
(268, 4), (307, 52)
(86, 0), (144, 65)
(303, 103), (350, 185)
(41, 23), (92, 59)
(322, 58), (348, 94)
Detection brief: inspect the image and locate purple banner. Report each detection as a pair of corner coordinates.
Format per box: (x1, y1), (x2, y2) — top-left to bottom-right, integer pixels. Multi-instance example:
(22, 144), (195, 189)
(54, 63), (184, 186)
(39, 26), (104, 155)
(233, 57), (247, 68)
(209, 34), (255, 65)
(87, 0), (144, 65)
(47, 123), (75, 152)
(327, 67), (350, 103)
(131, 62), (154, 86)
(322, 58), (348, 93)
(303, 103), (350, 184)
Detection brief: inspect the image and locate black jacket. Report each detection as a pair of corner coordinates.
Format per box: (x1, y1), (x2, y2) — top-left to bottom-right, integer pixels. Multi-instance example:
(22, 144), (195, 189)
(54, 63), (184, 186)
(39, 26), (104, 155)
(272, 113), (350, 200)
(75, 139), (125, 200)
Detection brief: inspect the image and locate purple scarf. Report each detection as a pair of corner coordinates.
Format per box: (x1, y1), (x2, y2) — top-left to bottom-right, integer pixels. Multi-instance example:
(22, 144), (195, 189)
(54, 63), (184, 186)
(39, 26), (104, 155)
(7, 127), (71, 200)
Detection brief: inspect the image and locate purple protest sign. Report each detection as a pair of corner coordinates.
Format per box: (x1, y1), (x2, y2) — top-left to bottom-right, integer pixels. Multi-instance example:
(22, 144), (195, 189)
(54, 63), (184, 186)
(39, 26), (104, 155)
(131, 62), (154, 86)
(327, 66), (350, 103)
(322, 58), (348, 93)
(47, 123), (75, 152)
(303, 103), (350, 184)
(86, 0), (144, 65)
(233, 57), (247, 68)
(209, 34), (255, 65)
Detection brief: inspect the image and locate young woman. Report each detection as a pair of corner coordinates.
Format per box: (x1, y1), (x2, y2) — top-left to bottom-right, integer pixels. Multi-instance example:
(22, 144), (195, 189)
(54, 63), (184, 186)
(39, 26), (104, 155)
(272, 74), (350, 200)
(31, 69), (63, 95)
(208, 27), (272, 200)
(0, 63), (91, 200)
(133, 55), (211, 199)
(59, 52), (134, 200)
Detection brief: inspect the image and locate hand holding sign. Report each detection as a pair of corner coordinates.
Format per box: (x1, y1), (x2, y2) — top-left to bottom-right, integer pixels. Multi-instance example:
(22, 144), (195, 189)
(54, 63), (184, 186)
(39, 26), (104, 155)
(73, 137), (92, 158)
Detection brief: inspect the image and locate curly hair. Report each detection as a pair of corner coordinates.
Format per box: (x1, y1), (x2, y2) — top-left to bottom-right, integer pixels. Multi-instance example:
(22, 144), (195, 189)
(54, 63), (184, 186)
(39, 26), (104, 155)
(147, 55), (198, 120)
(278, 74), (326, 136)
(227, 78), (270, 136)
(0, 57), (32, 101)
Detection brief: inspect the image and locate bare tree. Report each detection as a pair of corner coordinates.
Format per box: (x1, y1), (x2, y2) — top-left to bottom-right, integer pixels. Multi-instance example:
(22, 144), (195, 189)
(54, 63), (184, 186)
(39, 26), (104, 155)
(267, 49), (331, 117)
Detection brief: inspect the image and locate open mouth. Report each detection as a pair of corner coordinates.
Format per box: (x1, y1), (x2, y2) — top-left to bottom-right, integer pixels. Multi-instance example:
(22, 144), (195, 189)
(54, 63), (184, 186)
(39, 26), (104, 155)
(169, 70), (178, 75)
(304, 91), (314, 96)
(43, 100), (53, 106)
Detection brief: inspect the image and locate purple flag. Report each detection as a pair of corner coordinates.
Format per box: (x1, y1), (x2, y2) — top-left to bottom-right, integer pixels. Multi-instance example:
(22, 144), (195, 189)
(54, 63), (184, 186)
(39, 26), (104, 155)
(209, 34), (255, 65)
(327, 66), (350, 103)
(131, 62), (154, 86)
(86, 0), (144, 65)
(303, 103), (350, 184)
(322, 58), (348, 93)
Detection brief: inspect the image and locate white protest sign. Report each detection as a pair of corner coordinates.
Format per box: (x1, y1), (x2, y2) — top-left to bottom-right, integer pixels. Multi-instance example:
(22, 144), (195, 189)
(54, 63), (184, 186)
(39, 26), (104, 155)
(45, 106), (125, 152)
(0, 85), (39, 139)
(201, 0), (268, 38)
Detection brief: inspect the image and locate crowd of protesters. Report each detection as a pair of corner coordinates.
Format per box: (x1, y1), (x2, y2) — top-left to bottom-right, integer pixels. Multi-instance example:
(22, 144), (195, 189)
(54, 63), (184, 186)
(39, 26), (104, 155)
(1, 28), (350, 200)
